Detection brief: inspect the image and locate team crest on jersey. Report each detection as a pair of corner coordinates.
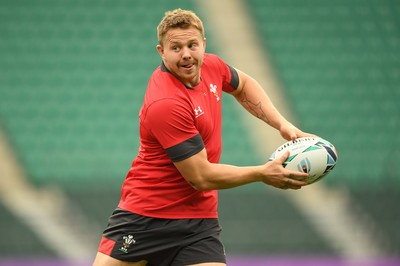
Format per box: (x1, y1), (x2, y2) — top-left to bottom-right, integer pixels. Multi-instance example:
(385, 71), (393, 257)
(209, 84), (220, 102)
(119, 234), (136, 254)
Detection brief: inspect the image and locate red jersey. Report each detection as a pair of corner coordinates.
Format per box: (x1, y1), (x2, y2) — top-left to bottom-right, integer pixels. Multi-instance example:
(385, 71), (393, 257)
(118, 53), (239, 219)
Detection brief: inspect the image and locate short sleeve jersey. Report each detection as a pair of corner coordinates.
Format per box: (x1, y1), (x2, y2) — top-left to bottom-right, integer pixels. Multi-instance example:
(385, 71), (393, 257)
(118, 53), (239, 219)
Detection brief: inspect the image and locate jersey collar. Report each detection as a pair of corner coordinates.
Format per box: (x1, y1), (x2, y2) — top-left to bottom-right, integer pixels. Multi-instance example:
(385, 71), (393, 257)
(161, 61), (171, 74)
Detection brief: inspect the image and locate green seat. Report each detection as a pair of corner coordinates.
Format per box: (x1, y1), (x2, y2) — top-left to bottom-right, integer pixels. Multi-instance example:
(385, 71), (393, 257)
(247, 0), (400, 187)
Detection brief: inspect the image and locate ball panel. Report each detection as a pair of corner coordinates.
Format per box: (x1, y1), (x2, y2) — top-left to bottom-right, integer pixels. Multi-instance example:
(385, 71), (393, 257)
(269, 137), (338, 185)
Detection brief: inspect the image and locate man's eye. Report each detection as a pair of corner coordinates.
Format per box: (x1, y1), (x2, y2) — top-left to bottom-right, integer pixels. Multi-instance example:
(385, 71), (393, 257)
(172, 47), (180, 51)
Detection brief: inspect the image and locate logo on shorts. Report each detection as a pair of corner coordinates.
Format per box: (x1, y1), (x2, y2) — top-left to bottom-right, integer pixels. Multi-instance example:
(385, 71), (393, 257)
(119, 234), (136, 254)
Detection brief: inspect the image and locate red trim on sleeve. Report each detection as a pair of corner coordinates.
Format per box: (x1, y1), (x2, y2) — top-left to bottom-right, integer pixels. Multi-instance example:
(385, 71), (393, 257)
(98, 236), (115, 255)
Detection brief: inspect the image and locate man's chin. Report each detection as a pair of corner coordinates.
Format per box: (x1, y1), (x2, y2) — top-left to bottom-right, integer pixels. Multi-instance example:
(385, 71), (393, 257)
(179, 75), (200, 87)
(178, 70), (197, 79)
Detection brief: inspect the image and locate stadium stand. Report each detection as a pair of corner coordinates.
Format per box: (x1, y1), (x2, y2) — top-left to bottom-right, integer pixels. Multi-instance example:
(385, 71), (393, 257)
(247, 0), (400, 185)
(0, 0), (398, 260)
(0, 201), (55, 257)
(247, 0), (400, 255)
(0, 0), (197, 257)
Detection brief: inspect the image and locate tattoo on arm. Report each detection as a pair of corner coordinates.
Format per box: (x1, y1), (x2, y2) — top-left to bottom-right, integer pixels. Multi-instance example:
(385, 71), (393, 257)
(240, 92), (270, 124)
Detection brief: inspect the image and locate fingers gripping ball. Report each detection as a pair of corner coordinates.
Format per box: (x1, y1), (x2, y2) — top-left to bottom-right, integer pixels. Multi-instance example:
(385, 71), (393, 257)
(269, 137), (338, 185)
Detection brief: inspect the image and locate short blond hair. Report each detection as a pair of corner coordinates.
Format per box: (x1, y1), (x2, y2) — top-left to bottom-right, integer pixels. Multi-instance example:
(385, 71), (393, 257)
(157, 9), (205, 45)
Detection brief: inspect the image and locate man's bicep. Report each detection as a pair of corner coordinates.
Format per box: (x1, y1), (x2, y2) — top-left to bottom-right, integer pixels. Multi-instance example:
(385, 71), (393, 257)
(173, 148), (210, 190)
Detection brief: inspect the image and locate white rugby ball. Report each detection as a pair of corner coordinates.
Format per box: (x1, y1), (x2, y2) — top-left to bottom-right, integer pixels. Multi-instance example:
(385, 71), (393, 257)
(269, 137), (338, 184)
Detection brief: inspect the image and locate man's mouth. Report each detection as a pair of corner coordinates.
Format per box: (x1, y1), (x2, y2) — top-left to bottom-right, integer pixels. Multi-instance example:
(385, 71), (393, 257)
(181, 63), (194, 69)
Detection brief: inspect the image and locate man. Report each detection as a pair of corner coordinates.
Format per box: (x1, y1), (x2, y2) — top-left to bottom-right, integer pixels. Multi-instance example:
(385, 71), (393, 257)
(93, 8), (311, 266)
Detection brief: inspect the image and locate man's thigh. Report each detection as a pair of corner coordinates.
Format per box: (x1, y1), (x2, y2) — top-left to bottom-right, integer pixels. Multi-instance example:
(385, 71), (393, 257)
(92, 252), (147, 266)
(172, 233), (226, 266)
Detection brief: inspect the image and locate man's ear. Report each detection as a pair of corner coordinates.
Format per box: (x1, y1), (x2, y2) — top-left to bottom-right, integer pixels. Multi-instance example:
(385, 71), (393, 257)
(156, 44), (164, 59)
(203, 37), (206, 51)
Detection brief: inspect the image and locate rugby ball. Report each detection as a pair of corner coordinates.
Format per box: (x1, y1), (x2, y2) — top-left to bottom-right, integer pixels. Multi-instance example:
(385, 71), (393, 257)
(269, 137), (338, 184)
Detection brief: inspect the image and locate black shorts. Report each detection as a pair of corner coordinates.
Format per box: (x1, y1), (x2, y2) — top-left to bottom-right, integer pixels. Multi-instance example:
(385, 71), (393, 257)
(98, 208), (226, 266)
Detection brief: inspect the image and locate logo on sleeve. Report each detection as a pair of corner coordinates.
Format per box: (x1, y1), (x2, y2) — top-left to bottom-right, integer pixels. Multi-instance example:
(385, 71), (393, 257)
(194, 106), (204, 118)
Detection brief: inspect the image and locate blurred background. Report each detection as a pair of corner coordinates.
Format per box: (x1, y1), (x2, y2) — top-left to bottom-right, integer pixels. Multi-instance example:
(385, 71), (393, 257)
(0, 0), (399, 265)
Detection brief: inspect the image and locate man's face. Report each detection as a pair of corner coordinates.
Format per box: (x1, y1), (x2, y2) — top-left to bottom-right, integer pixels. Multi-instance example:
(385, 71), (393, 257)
(157, 26), (206, 88)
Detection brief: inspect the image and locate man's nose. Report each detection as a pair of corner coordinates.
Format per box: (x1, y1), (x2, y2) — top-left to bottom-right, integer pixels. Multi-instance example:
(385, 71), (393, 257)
(181, 47), (192, 59)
